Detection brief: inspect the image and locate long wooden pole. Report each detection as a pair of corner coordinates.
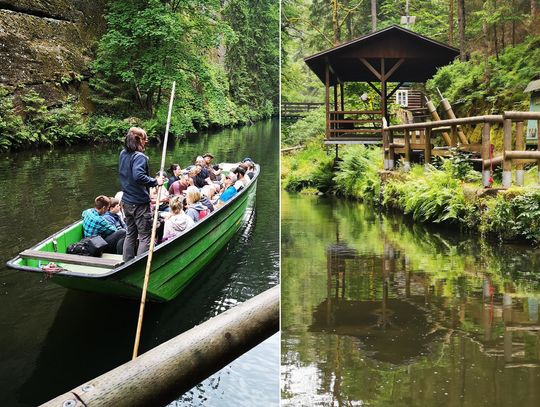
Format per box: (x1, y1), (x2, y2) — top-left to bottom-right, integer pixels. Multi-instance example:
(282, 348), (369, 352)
(132, 81), (176, 360)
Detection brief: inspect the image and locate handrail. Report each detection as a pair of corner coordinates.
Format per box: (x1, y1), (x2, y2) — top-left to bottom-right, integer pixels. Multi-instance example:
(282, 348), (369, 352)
(385, 114), (503, 131)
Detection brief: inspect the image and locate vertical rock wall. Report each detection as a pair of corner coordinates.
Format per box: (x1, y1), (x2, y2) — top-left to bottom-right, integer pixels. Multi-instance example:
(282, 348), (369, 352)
(0, 0), (106, 108)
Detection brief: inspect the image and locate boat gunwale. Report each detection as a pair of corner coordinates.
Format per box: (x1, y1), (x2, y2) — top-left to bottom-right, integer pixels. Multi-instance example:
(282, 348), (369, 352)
(6, 164), (260, 279)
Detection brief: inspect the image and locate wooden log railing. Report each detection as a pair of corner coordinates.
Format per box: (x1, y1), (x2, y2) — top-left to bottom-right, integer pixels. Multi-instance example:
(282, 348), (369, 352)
(502, 111), (540, 187)
(383, 115), (503, 183)
(383, 111), (540, 188)
(327, 110), (383, 143)
(281, 102), (323, 119)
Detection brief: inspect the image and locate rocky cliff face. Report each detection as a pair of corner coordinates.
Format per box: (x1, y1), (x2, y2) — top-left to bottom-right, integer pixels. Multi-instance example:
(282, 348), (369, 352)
(0, 0), (106, 109)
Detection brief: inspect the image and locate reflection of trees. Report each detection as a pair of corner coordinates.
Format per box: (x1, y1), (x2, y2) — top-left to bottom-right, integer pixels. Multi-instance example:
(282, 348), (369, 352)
(281, 194), (540, 405)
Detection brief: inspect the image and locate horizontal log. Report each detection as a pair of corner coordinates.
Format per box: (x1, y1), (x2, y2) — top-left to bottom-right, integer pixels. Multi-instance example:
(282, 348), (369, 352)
(458, 143), (482, 153)
(42, 285), (280, 407)
(505, 150), (540, 160)
(387, 115), (503, 131)
(503, 111), (540, 120)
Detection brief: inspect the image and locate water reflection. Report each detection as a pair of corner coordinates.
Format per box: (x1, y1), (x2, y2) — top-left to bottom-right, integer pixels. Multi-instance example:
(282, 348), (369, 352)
(281, 193), (540, 406)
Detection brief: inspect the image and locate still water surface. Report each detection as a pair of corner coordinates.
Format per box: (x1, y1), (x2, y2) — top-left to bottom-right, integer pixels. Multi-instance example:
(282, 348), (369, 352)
(281, 192), (540, 406)
(0, 120), (279, 406)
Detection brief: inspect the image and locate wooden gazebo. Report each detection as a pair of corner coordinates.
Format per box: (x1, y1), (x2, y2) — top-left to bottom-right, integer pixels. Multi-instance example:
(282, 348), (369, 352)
(304, 25), (460, 145)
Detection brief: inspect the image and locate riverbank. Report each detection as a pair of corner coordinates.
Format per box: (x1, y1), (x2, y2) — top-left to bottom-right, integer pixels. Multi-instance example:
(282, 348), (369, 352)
(282, 140), (540, 244)
(0, 85), (275, 151)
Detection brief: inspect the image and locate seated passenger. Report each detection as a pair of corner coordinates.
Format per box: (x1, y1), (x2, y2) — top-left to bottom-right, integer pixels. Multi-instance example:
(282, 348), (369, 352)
(82, 195), (126, 254)
(216, 174), (238, 207)
(233, 166), (248, 190)
(203, 153), (221, 182)
(162, 196), (194, 241)
(102, 197), (126, 230)
(168, 164), (182, 187)
(168, 174), (190, 196)
(185, 186), (209, 222)
(200, 187), (215, 213)
(243, 160), (256, 179)
(189, 165), (209, 189)
(150, 174), (170, 211)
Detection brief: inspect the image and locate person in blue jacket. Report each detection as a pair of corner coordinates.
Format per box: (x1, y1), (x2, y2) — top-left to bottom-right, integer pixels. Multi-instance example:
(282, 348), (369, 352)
(118, 127), (164, 261)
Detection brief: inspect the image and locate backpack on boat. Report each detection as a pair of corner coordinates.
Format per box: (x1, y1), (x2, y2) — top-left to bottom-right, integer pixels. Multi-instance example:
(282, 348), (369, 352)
(67, 236), (108, 257)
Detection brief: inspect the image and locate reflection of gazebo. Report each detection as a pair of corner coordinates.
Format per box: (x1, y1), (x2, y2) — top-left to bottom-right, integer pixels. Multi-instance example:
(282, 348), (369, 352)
(304, 25), (459, 145)
(311, 299), (437, 365)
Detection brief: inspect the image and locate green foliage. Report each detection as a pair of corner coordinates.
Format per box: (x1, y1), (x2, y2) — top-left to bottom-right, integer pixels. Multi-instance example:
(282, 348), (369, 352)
(333, 146), (382, 200)
(224, 0), (279, 118)
(281, 108), (325, 147)
(481, 189), (540, 243)
(0, 86), (25, 150)
(383, 163), (471, 224)
(428, 36), (540, 115)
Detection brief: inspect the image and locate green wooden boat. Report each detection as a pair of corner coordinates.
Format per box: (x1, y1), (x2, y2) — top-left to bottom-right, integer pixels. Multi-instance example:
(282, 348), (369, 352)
(6, 164), (259, 302)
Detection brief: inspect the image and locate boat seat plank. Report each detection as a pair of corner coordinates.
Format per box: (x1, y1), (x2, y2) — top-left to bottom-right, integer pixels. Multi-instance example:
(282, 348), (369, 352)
(19, 250), (122, 269)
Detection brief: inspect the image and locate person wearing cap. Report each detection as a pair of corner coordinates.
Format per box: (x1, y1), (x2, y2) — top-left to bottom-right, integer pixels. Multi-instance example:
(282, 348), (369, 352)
(203, 153), (221, 182)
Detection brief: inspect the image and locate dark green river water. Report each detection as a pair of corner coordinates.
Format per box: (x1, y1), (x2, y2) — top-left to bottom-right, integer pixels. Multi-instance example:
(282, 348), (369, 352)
(0, 120), (279, 406)
(281, 192), (540, 406)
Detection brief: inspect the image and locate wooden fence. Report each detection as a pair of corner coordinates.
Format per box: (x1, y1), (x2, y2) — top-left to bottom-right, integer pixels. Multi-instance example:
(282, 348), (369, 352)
(383, 111), (540, 188)
(281, 102), (323, 120)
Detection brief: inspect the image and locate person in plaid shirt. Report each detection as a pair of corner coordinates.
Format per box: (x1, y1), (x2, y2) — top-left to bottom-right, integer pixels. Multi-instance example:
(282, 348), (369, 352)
(82, 195), (126, 254)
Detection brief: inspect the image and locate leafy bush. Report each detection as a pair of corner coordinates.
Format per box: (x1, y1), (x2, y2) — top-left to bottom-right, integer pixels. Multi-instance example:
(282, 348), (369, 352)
(281, 108), (325, 147)
(333, 146), (382, 200)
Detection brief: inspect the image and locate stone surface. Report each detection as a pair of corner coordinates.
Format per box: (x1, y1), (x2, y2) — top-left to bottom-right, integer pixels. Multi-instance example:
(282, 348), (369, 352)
(0, 0), (106, 107)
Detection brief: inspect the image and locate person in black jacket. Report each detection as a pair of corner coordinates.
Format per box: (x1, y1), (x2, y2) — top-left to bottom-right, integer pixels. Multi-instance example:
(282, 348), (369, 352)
(118, 127), (164, 261)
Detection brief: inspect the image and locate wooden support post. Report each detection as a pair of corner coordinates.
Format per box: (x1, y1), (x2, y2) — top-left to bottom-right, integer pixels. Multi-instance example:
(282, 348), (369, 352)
(450, 125), (458, 147)
(388, 129), (395, 169)
(339, 83), (344, 111)
(382, 118), (389, 169)
(503, 118), (513, 188)
(426, 99), (451, 145)
(381, 58), (387, 124)
(424, 128), (432, 168)
(403, 129), (411, 171)
(325, 61), (330, 140)
(515, 121), (525, 186)
(538, 119), (540, 184)
(481, 122), (491, 187)
(441, 98), (468, 144)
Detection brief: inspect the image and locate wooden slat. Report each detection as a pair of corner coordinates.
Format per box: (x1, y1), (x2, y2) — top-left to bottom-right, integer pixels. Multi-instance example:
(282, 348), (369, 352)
(330, 129), (381, 134)
(329, 119), (381, 124)
(20, 249), (122, 269)
(330, 110), (383, 115)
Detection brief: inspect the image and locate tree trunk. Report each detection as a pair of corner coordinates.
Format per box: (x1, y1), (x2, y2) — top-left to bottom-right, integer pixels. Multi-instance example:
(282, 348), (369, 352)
(371, 0), (377, 32)
(482, 21), (491, 83)
(449, 0), (454, 45)
(493, 24), (499, 61)
(332, 0), (340, 44)
(457, 0), (466, 61)
(532, 0), (538, 35)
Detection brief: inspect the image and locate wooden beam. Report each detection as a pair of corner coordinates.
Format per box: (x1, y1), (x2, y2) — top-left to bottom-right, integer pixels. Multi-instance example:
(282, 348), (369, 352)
(328, 63), (342, 84)
(387, 82), (404, 100)
(360, 58), (381, 80)
(383, 58), (405, 81)
(367, 82), (381, 96)
(325, 61), (330, 139)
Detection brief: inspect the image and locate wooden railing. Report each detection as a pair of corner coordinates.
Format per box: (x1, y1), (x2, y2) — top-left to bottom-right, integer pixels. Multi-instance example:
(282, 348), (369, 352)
(327, 110), (383, 143)
(281, 102), (323, 119)
(383, 111), (540, 188)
